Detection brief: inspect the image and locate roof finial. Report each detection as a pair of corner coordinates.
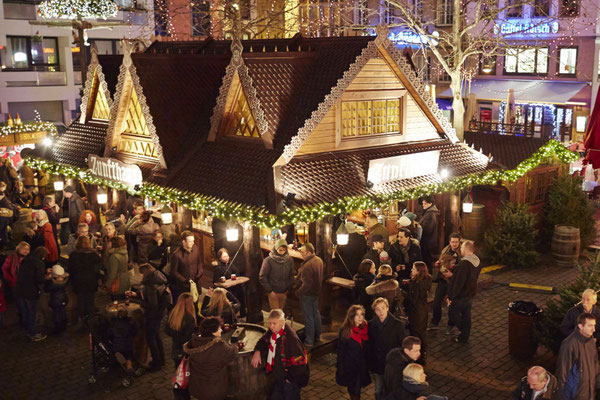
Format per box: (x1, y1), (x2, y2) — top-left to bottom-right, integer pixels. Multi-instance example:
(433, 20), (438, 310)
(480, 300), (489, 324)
(375, 23), (390, 46)
(122, 39), (135, 68)
(230, 37), (243, 69)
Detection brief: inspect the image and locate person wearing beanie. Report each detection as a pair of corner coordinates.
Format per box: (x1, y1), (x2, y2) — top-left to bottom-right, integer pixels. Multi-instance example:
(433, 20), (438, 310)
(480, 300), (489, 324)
(184, 316), (238, 400)
(398, 212), (422, 243)
(363, 234), (387, 273)
(62, 185), (84, 234)
(259, 238), (294, 310)
(44, 264), (69, 334)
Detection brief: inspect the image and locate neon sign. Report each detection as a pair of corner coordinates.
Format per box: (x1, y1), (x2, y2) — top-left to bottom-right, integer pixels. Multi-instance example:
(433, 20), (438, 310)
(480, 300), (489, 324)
(385, 29), (439, 47)
(495, 19), (559, 35)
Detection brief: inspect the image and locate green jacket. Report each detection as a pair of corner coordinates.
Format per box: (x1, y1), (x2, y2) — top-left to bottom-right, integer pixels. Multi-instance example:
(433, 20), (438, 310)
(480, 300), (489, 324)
(105, 247), (130, 294)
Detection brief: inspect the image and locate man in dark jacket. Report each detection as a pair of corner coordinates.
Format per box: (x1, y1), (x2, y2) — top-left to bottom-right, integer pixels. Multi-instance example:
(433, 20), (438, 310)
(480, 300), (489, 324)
(556, 312), (600, 399)
(135, 264), (171, 371)
(560, 289), (600, 341)
(366, 214), (390, 250)
(170, 231), (203, 305)
(430, 233), (462, 329)
(511, 366), (561, 400)
(15, 246), (49, 341)
(63, 185), (84, 233)
(297, 243), (324, 347)
(418, 196), (439, 272)
(363, 234), (387, 272)
(252, 309), (309, 400)
(389, 228), (422, 281)
(368, 297), (406, 400)
(384, 336), (422, 397)
(447, 240), (480, 343)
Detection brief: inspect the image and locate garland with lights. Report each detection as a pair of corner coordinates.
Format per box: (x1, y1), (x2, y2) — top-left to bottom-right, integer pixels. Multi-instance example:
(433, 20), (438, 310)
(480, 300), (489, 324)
(38, 0), (118, 20)
(0, 121), (57, 138)
(25, 139), (577, 228)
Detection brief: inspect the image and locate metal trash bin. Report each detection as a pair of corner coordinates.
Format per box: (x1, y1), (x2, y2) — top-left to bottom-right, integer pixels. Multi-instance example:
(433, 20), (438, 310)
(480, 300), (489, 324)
(508, 301), (542, 358)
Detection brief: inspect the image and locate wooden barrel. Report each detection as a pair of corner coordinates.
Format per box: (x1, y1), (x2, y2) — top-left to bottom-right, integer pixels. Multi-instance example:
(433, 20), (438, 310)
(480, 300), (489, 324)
(551, 225), (580, 267)
(462, 204), (486, 243)
(12, 208), (33, 244)
(228, 323), (270, 400)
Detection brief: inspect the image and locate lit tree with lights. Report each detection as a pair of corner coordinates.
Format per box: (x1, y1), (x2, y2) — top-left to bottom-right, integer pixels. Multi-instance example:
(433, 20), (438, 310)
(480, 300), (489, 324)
(37, 0), (119, 87)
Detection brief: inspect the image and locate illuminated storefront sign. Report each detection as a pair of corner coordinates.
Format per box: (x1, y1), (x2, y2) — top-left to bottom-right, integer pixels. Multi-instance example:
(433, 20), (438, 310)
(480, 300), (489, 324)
(88, 154), (143, 187)
(368, 150), (440, 184)
(495, 20), (559, 35)
(388, 30), (438, 46)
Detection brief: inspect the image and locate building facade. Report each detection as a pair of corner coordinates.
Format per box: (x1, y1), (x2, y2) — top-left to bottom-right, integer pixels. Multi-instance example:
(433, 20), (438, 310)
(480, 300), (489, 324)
(0, 0), (153, 126)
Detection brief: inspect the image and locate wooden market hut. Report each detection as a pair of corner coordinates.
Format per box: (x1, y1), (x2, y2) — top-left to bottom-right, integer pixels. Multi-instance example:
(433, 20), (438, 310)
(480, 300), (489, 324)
(31, 26), (577, 324)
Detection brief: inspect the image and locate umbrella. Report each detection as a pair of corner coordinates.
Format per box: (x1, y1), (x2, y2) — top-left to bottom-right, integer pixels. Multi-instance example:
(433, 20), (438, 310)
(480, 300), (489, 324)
(504, 88), (515, 127)
(585, 87), (600, 168)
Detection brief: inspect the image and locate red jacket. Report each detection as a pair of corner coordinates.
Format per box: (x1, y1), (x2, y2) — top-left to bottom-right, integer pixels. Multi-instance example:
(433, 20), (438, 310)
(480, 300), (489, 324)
(39, 222), (58, 262)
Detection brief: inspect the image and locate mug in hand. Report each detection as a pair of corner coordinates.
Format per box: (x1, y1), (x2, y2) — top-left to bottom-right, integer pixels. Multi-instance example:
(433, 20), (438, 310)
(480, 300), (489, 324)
(220, 276), (226, 283)
(231, 274), (237, 280)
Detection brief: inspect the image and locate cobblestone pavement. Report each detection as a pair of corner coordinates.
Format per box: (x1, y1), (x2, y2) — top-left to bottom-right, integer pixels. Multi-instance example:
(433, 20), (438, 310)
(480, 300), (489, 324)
(0, 261), (582, 400)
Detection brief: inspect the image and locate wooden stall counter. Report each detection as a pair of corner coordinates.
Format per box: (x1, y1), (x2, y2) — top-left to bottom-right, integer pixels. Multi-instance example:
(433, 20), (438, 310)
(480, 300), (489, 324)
(214, 276), (250, 289)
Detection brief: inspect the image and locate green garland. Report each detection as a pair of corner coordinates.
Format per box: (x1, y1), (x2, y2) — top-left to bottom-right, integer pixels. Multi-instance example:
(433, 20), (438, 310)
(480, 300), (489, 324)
(1, 121), (57, 138)
(25, 139), (578, 229)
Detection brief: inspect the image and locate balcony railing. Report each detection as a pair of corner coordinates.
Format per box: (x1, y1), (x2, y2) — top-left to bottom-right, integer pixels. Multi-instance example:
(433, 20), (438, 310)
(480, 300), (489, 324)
(467, 121), (536, 137)
(3, 2), (37, 20)
(2, 70), (67, 87)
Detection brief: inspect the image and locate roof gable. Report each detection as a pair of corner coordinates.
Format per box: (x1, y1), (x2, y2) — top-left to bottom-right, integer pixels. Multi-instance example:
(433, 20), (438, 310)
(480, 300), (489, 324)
(79, 46), (113, 124)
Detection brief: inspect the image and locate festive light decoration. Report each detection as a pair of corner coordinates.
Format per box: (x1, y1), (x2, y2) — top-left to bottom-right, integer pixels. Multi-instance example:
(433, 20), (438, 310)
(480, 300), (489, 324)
(38, 0), (118, 20)
(0, 120), (57, 138)
(24, 140), (577, 229)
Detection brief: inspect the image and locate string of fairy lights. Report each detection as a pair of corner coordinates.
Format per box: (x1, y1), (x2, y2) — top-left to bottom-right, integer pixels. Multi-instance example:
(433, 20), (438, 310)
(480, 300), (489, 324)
(37, 0), (118, 20)
(24, 140), (577, 229)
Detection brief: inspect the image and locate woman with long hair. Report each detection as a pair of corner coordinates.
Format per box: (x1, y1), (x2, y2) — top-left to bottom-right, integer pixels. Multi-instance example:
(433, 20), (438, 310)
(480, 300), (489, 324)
(214, 248), (246, 318)
(201, 287), (238, 325)
(68, 235), (102, 320)
(404, 261), (432, 357)
(79, 210), (101, 236)
(166, 292), (197, 369)
(41, 195), (60, 241)
(336, 304), (371, 400)
(366, 264), (402, 315)
(353, 259), (375, 320)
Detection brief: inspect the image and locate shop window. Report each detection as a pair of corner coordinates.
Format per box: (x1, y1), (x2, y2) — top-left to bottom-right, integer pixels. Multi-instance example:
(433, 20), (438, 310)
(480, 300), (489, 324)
(3, 36), (59, 71)
(504, 47), (548, 74)
(436, 0), (453, 26)
(560, 0), (579, 16)
(558, 47), (577, 75)
(341, 98), (402, 138)
(90, 39), (123, 55)
(191, 1), (211, 36)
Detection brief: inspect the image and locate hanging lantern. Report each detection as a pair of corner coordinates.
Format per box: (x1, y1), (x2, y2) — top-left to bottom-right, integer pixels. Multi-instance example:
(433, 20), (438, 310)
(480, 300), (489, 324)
(462, 193), (473, 213)
(336, 222), (349, 246)
(97, 187), (107, 205)
(161, 204), (173, 224)
(53, 179), (64, 191)
(226, 221), (239, 242)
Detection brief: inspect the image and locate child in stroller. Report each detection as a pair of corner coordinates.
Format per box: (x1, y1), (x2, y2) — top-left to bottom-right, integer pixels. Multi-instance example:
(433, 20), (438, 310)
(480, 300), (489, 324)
(108, 306), (137, 372)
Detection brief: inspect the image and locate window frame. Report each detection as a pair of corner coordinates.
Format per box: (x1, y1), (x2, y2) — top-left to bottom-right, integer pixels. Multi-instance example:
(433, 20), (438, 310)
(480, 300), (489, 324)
(503, 47), (548, 76)
(3, 35), (60, 71)
(557, 46), (578, 76)
(335, 90), (407, 147)
(436, 0), (453, 26)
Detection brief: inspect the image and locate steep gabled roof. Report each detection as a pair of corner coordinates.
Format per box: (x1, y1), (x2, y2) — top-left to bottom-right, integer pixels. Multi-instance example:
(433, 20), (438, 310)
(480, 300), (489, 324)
(464, 131), (549, 169)
(39, 122), (107, 168)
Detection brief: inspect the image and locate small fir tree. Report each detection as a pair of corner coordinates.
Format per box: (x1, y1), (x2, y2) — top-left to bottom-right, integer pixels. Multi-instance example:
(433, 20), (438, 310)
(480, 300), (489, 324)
(543, 175), (595, 250)
(484, 201), (539, 269)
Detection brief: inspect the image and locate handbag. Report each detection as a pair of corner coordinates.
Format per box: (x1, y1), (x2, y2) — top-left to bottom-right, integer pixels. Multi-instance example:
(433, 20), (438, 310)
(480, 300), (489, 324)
(109, 275), (120, 293)
(172, 356), (190, 389)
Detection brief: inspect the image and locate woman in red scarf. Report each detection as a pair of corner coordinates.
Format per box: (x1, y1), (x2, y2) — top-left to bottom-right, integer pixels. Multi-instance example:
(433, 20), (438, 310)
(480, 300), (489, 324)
(336, 304), (371, 400)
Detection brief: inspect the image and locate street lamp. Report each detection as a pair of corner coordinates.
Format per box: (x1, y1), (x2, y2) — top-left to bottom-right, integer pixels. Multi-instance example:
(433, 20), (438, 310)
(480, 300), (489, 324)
(462, 193), (473, 213)
(226, 221), (239, 242)
(97, 187), (107, 205)
(336, 222), (349, 245)
(53, 178), (64, 191)
(161, 204), (173, 225)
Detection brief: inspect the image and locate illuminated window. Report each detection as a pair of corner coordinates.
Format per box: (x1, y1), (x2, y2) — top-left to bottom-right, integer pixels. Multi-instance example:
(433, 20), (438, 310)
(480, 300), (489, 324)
(123, 88), (150, 136)
(341, 99), (401, 137)
(559, 47), (577, 75)
(231, 89), (260, 138)
(88, 70), (110, 121)
(504, 47), (547, 74)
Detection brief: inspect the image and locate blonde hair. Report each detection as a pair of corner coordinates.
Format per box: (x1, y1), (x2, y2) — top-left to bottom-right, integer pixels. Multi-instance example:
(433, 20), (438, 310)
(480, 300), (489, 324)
(377, 264), (393, 279)
(403, 363), (425, 382)
(583, 289), (598, 301)
(168, 292), (196, 331)
(207, 288), (232, 317)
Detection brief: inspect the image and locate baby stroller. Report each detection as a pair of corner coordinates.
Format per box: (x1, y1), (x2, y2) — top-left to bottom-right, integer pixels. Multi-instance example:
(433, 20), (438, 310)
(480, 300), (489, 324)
(86, 313), (144, 387)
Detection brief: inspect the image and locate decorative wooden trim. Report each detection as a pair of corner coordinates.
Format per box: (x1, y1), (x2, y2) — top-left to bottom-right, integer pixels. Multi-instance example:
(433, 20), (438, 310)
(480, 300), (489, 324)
(207, 39), (272, 149)
(79, 45), (113, 124)
(106, 40), (166, 168)
(281, 24), (458, 164)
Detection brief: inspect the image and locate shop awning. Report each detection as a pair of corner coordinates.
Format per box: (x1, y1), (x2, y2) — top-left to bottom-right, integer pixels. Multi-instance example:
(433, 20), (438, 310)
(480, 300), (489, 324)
(439, 79), (591, 106)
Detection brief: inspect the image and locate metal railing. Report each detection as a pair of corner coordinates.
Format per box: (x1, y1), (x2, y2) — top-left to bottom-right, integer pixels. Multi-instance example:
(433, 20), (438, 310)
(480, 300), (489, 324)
(467, 121), (537, 137)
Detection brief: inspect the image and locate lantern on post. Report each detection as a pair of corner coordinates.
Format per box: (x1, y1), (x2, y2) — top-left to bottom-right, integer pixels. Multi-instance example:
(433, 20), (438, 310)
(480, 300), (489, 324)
(226, 220), (239, 242)
(53, 178), (64, 192)
(336, 222), (349, 245)
(462, 193), (473, 213)
(161, 204), (173, 225)
(97, 187), (107, 205)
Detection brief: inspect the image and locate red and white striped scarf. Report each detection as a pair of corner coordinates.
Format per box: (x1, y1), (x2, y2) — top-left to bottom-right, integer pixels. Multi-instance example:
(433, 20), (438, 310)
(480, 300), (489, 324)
(266, 328), (285, 373)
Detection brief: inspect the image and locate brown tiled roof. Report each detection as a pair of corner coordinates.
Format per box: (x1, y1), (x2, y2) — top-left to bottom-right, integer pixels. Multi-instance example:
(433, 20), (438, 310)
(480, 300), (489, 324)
(97, 55), (122, 96)
(280, 139), (491, 205)
(38, 122), (106, 168)
(464, 132), (549, 169)
(131, 53), (230, 168)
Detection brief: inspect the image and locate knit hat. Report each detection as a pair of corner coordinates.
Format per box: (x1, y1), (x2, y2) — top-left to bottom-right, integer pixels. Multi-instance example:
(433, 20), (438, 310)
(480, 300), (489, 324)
(275, 238), (288, 250)
(63, 185), (74, 193)
(51, 265), (65, 277)
(398, 216), (411, 227)
(404, 212), (417, 222)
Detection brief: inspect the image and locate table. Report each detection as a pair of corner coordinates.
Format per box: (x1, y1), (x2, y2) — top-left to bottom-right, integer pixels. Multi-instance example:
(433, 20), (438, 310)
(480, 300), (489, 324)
(105, 302), (141, 316)
(214, 276), (249, 289)
(326, 276), (355, 289)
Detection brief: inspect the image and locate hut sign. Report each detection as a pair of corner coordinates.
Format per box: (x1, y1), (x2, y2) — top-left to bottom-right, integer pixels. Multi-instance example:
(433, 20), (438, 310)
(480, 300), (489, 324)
(88, 154), (143, 188)
(367, 150), (440, 184)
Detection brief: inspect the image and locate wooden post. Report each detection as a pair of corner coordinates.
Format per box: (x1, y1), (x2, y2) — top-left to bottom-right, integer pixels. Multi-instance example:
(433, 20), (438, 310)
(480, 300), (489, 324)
(315, 218), (334, 326)
(244, 223), (264, 323)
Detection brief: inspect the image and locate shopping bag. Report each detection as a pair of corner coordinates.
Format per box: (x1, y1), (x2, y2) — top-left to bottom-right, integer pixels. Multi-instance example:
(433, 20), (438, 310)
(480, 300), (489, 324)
(172, 356), (190, 389)
(189, 279), (199, 303)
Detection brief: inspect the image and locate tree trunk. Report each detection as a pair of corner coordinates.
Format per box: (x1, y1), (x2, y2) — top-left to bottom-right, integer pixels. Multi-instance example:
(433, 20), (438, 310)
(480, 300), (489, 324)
(78, 24), (87, 93)
(450, 74), (465, 141)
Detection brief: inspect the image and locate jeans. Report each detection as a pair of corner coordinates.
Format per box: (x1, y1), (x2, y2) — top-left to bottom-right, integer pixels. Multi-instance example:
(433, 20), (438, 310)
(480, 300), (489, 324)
(77, 290), (96, 320)
(145, 315), (165, 366)
(372, 373), (385, 400)
(448, 298), (472, 342)
(271, 378), (301, 400)
(299, 295), (321, 345)
(16, 297), (38, 337)
(431, 279), (448, 326)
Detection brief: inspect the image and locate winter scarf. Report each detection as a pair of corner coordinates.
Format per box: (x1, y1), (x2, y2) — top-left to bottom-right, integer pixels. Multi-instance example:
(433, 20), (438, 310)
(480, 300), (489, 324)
(350, 322), (369, 347)
(267, 328), (285, 373)
(268, 250), (289, 265)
